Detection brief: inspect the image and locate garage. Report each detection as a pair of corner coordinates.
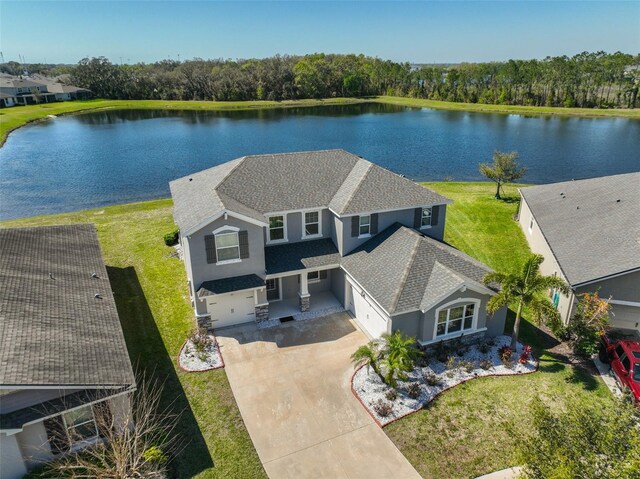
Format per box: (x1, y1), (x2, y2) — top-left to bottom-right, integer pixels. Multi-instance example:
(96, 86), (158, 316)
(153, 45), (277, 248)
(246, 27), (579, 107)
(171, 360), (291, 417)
(347, 279), (389, 339)
(205, 291), (256, 328)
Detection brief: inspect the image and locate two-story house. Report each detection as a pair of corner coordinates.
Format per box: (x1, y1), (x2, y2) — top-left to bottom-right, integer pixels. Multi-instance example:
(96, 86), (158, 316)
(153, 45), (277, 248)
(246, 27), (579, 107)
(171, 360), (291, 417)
(170, 150), (507, 345)
(0, 78), (56, 105)
(518, 172), (640, 334)
(0, 225), (135, 479)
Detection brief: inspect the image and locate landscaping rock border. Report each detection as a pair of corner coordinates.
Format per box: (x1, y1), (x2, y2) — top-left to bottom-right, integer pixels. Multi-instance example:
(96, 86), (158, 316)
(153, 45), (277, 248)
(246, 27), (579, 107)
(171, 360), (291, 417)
(351, 335), (538, 426)
(178, 335), (225, 372)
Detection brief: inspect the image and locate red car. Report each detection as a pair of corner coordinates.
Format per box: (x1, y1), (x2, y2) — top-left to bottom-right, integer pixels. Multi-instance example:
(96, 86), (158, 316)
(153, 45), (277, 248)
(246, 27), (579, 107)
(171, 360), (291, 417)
(600, 335), (640, 402)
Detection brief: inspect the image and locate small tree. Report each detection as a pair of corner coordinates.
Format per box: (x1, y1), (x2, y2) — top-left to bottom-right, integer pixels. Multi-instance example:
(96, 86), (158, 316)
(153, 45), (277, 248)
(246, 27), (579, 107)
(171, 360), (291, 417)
(484, 254), (570, 350)
(34, 374), (181, 478)
(566, 292), (611, 357)
(514, 396), (640, 479)
(379, 331), (423, 389)
(479, 150), (526, 199)
(351, 340), (384, 382)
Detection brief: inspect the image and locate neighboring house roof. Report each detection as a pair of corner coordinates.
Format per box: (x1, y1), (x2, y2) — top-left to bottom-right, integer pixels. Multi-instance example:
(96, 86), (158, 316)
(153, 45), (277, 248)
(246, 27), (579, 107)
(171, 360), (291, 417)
(520, 172), (640, 286)
(0, 78), (47, 89)
(0, 93), (16, 99)
(169, 150), (451, 235)
(0, 225), (135, 387)
(265, 238), (341, 275)
(198, 274), (264, 297)
(45, 83), (91, 94)
(342, 224), (497, 315)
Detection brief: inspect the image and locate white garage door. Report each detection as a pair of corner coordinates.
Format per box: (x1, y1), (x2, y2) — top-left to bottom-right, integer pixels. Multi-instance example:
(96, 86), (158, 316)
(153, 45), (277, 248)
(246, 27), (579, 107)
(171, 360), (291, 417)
(206, 291), (255, 328)
(347, 281), (389, 339)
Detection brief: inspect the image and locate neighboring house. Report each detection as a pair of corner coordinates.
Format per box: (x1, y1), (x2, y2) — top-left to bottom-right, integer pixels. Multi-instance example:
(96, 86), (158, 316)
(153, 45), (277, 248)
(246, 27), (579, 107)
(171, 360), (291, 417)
(0, 225), (135, 479)
(170, 150), (507, 345)
(518, 172), (640, 333)
(28, 75), (93, 101)
(0, 92), (16, 108)
(0, 78), (56, 104)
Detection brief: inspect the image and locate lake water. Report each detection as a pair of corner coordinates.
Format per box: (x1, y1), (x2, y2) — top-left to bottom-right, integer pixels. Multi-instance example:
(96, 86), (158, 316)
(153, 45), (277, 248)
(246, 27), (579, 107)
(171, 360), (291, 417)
(1, 104), (638, 220)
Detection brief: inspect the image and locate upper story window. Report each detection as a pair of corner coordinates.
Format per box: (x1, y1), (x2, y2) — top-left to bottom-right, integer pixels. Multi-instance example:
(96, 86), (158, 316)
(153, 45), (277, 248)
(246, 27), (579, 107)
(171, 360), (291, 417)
(268, 215), (286, 243)
(216, 231), (240, 263)
(359, 215), (371, 237)
(304, 211), (321, 238)
(421, 207), (432, 228)
(436, 302), (476, 337)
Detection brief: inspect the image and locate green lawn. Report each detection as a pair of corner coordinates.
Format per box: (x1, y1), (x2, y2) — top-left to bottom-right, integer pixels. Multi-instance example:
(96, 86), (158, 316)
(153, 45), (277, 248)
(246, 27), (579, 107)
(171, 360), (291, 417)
(385, 182), (615, 479)
(1, 182), (614, 479)
(376, 95), (640, 119)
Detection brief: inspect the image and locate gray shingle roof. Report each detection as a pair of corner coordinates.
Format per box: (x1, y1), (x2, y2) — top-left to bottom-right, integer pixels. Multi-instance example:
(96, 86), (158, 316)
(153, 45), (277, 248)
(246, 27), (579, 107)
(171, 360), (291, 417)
(342, 224), (496, 315)
(169, 150), (451, 234)
(265, 239), (341, 275)
(521, 172), (640, 286)
(0, 225), (135, 387)
(198, 274), (265, 297)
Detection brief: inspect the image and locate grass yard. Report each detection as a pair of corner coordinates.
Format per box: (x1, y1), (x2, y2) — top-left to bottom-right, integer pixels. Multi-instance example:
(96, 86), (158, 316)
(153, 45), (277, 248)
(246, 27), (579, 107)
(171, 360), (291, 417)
(1, 200), (267, 479)
(1, 182), (615, 479)
(385, 182), (615, 479)
(376, 95), (640, 119)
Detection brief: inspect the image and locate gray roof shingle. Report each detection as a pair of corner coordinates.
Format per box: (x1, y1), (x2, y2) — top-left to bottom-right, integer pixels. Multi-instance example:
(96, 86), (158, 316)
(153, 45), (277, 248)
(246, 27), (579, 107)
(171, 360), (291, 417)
(342, 224), (496, 315)
(521, 172), (640, 286)
(265, 239), (341, 275)
(169, 150), (451, 234)
(0, 225), (135, 387)
(198, 274), (265, 297)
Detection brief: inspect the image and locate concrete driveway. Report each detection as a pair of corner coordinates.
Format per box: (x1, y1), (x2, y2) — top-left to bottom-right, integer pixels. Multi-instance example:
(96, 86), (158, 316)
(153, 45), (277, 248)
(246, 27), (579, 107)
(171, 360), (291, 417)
(216, 312), (421, 479)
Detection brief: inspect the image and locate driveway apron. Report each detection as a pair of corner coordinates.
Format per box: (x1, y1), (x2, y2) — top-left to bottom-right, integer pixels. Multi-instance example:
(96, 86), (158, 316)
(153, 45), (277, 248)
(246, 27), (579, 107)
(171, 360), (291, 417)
(216, 312), (421, 479)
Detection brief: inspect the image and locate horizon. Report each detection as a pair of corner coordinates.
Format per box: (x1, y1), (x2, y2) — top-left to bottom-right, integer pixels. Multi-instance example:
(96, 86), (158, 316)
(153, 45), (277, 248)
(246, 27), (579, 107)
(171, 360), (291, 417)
(1, 1), (638, 65)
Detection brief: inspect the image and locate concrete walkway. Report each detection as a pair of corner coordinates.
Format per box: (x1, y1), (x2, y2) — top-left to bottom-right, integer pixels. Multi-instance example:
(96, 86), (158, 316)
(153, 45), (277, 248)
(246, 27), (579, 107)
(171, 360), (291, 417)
(216, 312), (421, 479)
(475, 467), (522, 479)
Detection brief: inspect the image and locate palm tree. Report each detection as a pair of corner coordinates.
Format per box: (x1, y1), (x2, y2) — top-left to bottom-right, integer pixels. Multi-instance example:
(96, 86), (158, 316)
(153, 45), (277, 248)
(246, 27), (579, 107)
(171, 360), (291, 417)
(483, 254), (570, 350)
(380, 331), (423, 389)
(351, 340), (384, 382)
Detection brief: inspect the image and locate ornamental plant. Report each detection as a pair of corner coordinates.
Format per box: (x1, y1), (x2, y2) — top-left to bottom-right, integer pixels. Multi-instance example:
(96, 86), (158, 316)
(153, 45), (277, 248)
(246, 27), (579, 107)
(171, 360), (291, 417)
(519, 345), (533, 364)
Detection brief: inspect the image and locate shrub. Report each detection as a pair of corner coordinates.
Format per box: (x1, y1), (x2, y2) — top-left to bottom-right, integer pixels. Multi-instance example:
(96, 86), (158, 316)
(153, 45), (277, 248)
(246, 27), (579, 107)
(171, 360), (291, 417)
(142, 445), (168, 465)
(423, 371), (442, 387)
(479, 359), (493, 370)
(459, 360), (475, 373)
(456, 346), (468, 357)
(478, 342), (491, 354)
(485, 338), (496, 347)
(188, 327), (213, 361)
(519, 345), (533, 364)
(498, 345), (514, 362)
(385, 389), (398, 401)
(433, 341), (449, 363)
(163, 228), (179, 246)
(373, 399), (393, 418)
(407, 382), (421, 399)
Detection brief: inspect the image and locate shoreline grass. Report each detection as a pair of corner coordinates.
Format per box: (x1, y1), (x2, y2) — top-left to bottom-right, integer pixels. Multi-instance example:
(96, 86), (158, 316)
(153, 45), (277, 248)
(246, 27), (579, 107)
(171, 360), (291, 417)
(2, 95), (638, 146)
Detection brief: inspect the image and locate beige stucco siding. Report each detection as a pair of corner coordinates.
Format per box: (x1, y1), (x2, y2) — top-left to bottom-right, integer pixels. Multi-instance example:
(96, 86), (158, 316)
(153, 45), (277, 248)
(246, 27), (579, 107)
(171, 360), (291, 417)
(518, 196), (574, 321)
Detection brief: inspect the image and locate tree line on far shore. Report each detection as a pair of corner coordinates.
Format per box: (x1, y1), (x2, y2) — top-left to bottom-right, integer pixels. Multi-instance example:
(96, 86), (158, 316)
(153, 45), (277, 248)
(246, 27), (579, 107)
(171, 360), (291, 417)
(2, 51), (639, 108)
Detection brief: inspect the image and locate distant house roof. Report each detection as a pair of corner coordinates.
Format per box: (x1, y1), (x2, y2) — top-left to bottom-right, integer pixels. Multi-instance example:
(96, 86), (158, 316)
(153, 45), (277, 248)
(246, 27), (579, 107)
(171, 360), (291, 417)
(342, 224), (497, 315)
(0, 225), (135, 387)
(169, 150), (451, 235)
(0, 78), (47, 89)
(0, 92), (16, 99)
(520, 172), (640, 286)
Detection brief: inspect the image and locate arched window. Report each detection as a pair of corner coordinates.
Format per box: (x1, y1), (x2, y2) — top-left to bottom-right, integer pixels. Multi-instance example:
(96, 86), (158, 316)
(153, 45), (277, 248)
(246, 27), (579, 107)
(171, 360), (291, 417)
(434, 299), (480, 338)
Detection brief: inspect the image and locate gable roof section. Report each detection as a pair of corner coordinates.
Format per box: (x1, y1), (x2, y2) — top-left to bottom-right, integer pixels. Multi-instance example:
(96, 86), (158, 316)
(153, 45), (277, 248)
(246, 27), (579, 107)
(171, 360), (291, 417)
(342, 224), (496, 315)
(521, 172), (640, 286)
(170, 150), (451, 234)
(0, 225), (135, 387)
(265, 238), (341, 275)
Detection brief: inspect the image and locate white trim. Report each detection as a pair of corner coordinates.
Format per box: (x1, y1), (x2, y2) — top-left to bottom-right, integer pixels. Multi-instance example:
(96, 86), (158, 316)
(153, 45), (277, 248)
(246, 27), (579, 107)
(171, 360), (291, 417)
(358, 214), (371, 237)
(420, 207), (433, 229)
(212, 225), (239, 234)
(302, 210), (323, 239)
(357, 233), (371, 239)
(184, 210), (267, 236)
(419, 328), (488, 346)
(266, 214), (288, 244)
(265, 264), (341, 280)
(307, 271), (320, 283)
(328, 202), (451, 218)
(215, 258), (241, 266)
(266, 277), (282, 302)
(609, 299), (640, 308)
(432, 298), (481, 340)
(214, 230), (241, 264)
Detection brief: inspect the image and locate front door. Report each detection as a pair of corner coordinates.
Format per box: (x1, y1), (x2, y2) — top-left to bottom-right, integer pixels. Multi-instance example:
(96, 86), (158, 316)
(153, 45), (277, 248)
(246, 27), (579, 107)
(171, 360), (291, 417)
(266, 278), (280, 301)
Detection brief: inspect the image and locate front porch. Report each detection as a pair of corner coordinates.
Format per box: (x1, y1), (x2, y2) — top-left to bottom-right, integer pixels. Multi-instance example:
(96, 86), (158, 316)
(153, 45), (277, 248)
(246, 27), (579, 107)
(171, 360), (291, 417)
(268, 290), (343, 321)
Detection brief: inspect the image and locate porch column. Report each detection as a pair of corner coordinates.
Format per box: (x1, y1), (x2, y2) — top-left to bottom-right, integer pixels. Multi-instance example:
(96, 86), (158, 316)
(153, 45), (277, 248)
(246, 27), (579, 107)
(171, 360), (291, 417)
(299, 272), (310, 312)
(254, 288), (269, 322)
